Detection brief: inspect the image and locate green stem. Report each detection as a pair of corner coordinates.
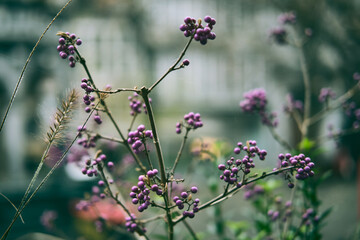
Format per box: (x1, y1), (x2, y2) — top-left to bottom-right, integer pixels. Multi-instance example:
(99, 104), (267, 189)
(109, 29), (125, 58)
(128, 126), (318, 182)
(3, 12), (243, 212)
(140, 87), (174, 239)
(173, 166), (295, 225)
(140, 87), (166, 184)
(295, 38), (311, 138)
(183, 220), (199, 240)
(75, 49), (147, 173)
(1, 102), (96, 240)
(148, 36), (194, 93)
(170, 128), (190, 175)
(0, 0), (73, 132)
(268, 126), (294, 151)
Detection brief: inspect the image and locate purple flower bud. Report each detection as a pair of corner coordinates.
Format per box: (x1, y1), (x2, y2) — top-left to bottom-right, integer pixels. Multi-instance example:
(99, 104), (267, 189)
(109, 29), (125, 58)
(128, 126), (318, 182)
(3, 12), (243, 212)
(76, 39), (82, 45)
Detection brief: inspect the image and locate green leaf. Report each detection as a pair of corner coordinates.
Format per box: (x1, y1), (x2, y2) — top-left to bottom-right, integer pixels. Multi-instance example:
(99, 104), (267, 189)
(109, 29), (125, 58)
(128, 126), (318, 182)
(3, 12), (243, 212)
(298, 138), (315, 151)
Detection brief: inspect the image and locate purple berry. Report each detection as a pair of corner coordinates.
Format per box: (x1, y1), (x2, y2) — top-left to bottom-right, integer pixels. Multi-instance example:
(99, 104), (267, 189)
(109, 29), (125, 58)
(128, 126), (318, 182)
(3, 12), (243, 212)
(183, 59), (190, 66)
(180, 192), (188, 199)
(190, 186), (198, 193)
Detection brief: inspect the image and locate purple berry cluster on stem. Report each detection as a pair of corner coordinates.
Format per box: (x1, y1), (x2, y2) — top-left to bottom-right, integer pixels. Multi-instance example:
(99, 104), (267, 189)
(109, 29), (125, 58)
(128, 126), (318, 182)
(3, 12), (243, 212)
(269, 27), (287, 45)
(270, 12), (297, 45)
(179, 16), (216, 45)
(80, 153), (111, 178)
(278, 12), (296, 25)
(302, 208), (319, 226)
(267, 198), (293, 222)
(77, 126), (98, 148)
(176, 112), (203, 134)
(125, 214), (146, 233)
(128, 93), (150, 116)
(277, 153), (315, 187)
(172, 186), (200, 219)
(130, 169), (162, 212)
(318, 87), (336, 103)
(218, 140), (267, 186)
(240, 89), (278, 127)
(57, 32), (82, 68)
(128, 125), (153, 154)
(243, 184), (265, 200)
(284, 94), (303, 114)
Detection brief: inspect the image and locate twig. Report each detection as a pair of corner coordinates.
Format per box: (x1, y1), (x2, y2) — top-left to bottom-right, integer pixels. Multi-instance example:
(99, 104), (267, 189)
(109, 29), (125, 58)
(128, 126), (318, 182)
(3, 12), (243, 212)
(148, 36), (194, 93)
(183, 220), (199, 240)
(170, 128), (190, 175)
(75, 48), (147, 173)
(0, 0), (73, 132)
(173, 166), (295, 225)
(1, 102), (97, 240)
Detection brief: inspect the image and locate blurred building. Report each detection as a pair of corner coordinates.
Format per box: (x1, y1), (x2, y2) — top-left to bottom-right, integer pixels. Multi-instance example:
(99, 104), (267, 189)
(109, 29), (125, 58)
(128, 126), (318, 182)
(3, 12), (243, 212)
(0, 0), (359, 239)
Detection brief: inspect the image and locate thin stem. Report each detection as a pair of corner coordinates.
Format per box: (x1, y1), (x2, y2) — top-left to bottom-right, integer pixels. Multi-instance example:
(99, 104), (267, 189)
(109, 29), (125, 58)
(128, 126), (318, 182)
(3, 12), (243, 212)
(95, 133), (124, 144)
(0, 193), (24, 224)
(143, 142), (154, 170)
(95, 88), (139, 94)
(75, 49), (147, 173)
(140, 87), (174, 239)
(183, 220), (199, 240)
(148, 36), (194, 93)
(297, 43), (311, 138)
(170, 128), (190, 176)
(97, 165), (132, 216)
(282, 180), (297, 238)
(173, 166), (295, 225)
(140, 214), (165, 224)
(308, 83), (360, 126)
(290, 110), (304, 135)
(267, 126), (294, 151)
(1, 103), (96, 240)
(128, 113), (138, 133)
(140, 87), (166, 184)
(0, 0), (73, 132)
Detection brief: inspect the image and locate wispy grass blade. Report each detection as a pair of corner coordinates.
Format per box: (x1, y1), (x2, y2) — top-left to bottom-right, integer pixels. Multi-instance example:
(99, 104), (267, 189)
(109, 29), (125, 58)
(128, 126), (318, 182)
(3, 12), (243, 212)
(0, 0), (73, 133)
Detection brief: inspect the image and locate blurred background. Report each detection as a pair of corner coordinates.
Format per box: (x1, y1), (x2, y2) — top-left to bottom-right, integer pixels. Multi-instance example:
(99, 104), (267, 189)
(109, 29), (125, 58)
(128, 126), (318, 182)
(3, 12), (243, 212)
(0, 0), (359, 239)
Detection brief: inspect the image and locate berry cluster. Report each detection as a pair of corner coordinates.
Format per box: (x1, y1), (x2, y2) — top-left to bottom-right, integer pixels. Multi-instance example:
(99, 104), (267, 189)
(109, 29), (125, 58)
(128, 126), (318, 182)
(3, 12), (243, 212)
(128, 93), (150, 116)
(243, 184), (265, 200)
(277, 153), (315, 186)
(278, 12), (296, 25)
(56, 32), (82, 68)
(240, 89), (278, 127)
(80, 78), (94, 94)
(269, 27), (287, 45)
(128, 125), (153, 154)
(79, 78), (104, 124)
(172, 187), (200, 218)
(125, 214), (146, 233)
(284, 94), (303, 114)
(340, 101), (360, 129)
(270, 12), (297, 45)
(130, 169), (162, 212)
(267, 198), (293, 222)
(179, 16), (216, 45)
(81, 153), (114, 178)
(318, 87), (336, 103)
(302, 208), (319, 226)
(77, 126), (97, 148)
(176, 112), (203, 134)
(218, 141), (267, 186)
